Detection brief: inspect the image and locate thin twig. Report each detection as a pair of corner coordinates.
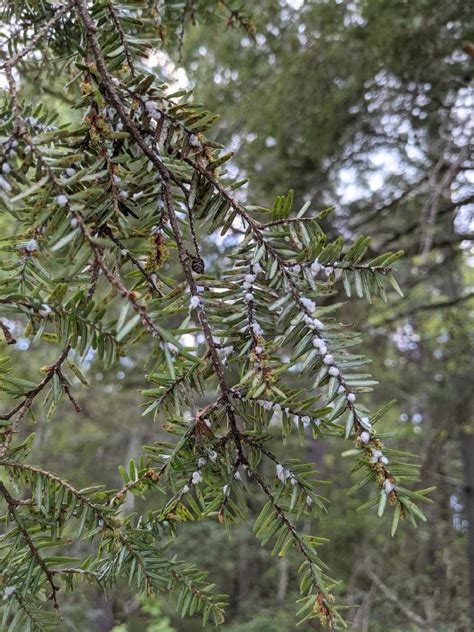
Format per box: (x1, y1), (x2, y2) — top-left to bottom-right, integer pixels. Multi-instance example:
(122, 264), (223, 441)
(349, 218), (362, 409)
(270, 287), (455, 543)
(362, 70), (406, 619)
(0, 3), (72, 71)
(108, 4), (136, 76)
(0, 319), (16, 345)
(0, 345), (71, 457)
(365, 568), (434, 630)
(0, 482), (61, 612)
(373, 291), (474, 326)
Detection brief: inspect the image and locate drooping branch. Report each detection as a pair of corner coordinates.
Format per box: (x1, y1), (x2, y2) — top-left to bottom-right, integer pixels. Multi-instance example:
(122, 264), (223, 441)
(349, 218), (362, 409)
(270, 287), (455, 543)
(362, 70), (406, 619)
(0, 2), (430, 628)
(74, 0), (244, 454)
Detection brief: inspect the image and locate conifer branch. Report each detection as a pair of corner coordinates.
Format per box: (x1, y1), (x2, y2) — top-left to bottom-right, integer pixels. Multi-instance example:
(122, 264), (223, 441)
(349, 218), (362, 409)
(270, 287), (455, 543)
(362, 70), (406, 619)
(0, 2), (429, 627)
(0, 481), (61, 613)
(0, 345), (72, 457)
(0, 3), (72, 71)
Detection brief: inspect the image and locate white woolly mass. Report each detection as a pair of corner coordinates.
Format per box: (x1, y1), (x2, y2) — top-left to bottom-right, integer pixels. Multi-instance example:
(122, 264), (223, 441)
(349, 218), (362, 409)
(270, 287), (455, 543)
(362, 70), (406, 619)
(39, 304), (52, 316)
(166, 342), (179, 354)
(360, 416), (372, 431)
(145, 100), (158, 117)
(0, 176), (12, 191)
(189, 134), (201, 148)
(300, 296), (316, 313)
(25, 238), (39, 252)
(312, 337), (327, 355)
(56, 194), (68, 206)
(191, 470), (203, 485)
(190, 295), (201, 310)
(328, 366), (340, 377)
(360, 431), (370, 444)
(347, 393), (356, 403)
(323, 354), (334, 365)
(276, 463), (288, 483)
(383, 479), (394, 493)
(313, 337), (326, 349)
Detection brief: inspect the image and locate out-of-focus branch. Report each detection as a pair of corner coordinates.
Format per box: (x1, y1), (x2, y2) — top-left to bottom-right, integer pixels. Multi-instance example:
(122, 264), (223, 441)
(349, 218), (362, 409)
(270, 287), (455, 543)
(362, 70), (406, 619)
(365, 568), (434, 630)
(373, 292), (474, 326)
(0, 3), (72, 70)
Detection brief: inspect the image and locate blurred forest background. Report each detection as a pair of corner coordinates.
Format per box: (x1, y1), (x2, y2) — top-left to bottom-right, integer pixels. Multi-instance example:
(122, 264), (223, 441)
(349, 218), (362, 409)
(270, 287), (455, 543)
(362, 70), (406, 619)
(2, 0), (473, 630)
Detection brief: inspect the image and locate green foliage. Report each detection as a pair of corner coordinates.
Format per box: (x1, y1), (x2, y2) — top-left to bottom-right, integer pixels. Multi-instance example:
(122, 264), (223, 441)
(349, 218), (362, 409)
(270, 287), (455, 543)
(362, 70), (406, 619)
(0, 1), (430, 630)
(180, 1), (474, 629)
(112, 597), (176, 632)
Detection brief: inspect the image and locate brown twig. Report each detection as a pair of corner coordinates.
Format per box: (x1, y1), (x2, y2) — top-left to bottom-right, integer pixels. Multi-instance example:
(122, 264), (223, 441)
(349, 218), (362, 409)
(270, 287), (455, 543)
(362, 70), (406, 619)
(109, 400), (221, 507)
(0, 345), (71, 457)
(74, 0), (244, 458)
(104, 228), (163, 298)
(107, 4), (136, 76)
(0, 319), (16, 345)
(0, 481), (61, 612)
(248, 465), (334, 625)
(373, 291), (474, 326)
(0, 3), (72, 71)
(74, 0), (398, 506)
(365, 568), (435, 630)
(56, 370), (81, 413)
